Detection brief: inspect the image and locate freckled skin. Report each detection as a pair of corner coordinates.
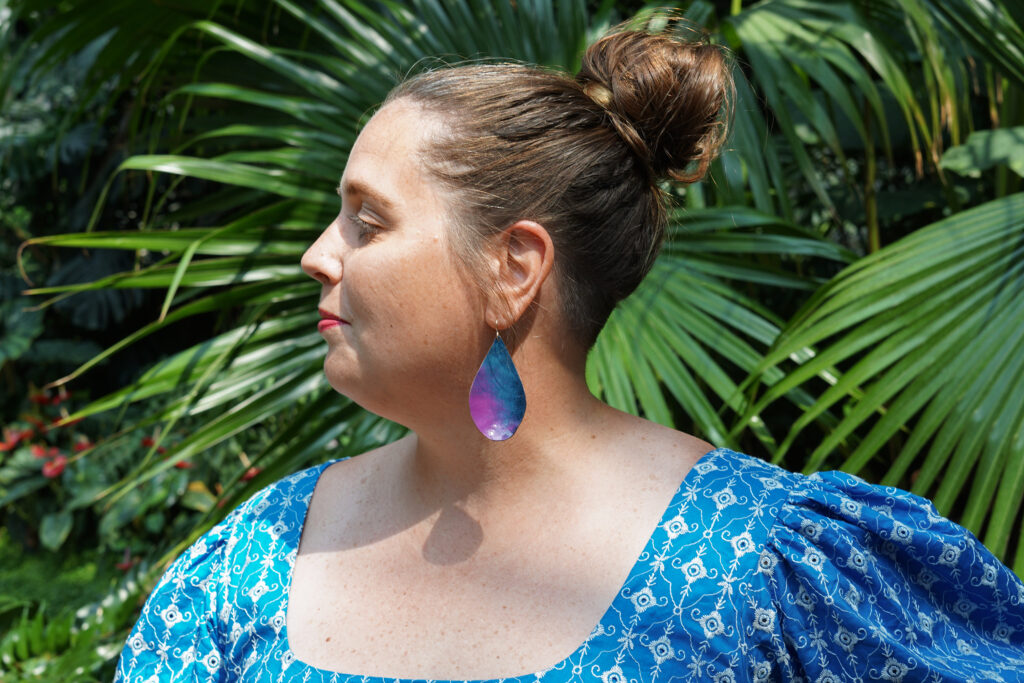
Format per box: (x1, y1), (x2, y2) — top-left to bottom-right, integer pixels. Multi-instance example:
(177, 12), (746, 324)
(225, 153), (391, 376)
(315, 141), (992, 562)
(301, 102), (488, 430)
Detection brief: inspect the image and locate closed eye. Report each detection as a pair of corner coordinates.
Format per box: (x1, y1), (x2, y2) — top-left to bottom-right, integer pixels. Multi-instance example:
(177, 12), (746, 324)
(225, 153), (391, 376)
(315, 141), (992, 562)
(348, 213), (381, 241)
(337, 184), (386, 241)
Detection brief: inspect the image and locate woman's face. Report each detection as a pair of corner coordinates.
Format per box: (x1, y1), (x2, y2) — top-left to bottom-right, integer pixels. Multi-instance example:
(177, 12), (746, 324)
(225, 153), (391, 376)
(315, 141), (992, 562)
(300, 100), (487, 423)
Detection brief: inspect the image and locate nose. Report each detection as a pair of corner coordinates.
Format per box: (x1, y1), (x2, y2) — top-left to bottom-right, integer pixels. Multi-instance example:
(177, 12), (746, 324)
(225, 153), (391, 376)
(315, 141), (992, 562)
(300, 220), (343, 285)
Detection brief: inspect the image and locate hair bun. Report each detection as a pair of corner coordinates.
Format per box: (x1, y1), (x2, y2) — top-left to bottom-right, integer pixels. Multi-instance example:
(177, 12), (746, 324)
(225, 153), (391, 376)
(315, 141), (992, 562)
(577, 27), (732, 183)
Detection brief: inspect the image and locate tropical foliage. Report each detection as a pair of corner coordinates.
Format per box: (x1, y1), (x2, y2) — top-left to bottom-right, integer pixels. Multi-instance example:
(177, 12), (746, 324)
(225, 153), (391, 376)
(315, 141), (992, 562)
(2, 0), (1023, 679)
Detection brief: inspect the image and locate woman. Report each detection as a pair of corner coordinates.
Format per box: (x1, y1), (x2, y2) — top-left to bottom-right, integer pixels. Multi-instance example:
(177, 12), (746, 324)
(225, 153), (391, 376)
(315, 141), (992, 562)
(115, 25), (1024, 683)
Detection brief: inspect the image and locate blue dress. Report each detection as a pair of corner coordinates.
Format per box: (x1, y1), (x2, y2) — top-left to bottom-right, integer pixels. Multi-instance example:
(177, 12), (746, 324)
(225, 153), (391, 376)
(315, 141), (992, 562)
(114, 448), (1024, 682)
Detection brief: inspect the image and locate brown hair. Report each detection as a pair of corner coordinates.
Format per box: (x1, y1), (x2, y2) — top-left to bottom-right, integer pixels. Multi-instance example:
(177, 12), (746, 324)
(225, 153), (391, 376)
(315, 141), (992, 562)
(387, 21), (732, 346)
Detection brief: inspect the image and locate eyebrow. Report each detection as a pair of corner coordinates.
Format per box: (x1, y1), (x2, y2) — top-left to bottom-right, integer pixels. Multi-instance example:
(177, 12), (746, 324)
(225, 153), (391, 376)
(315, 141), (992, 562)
(337, 179), (396, 211)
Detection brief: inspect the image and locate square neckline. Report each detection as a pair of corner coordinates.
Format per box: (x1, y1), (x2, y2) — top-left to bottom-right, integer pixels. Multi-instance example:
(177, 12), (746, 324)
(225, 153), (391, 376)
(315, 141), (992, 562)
(279, 446), (728, 682)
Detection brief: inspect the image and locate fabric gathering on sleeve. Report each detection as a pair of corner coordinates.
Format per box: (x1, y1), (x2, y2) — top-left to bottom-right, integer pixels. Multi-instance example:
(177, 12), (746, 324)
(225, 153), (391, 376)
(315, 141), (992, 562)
(114, 506), (243, 683)
(758, 468), (1024, 682)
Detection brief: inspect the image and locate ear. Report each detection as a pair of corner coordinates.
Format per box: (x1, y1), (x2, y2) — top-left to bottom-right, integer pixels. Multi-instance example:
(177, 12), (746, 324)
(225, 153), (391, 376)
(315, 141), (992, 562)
(485, 220), (554, 329)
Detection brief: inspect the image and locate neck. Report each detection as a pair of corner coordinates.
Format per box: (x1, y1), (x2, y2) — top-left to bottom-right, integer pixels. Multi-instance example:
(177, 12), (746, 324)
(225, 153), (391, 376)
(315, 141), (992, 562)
(397, 337), (612, 517)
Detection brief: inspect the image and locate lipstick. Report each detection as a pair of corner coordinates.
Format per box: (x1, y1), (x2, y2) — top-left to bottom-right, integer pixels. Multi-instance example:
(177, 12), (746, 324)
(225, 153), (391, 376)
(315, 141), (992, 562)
(318, 309), (347, 333)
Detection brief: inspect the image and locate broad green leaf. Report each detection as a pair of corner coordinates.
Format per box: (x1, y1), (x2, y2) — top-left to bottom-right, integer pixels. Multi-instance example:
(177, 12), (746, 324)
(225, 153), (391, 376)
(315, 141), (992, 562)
(940, 127), (1024, 178)
(117, 156), (335, 204)
(39, 510), (74, 552)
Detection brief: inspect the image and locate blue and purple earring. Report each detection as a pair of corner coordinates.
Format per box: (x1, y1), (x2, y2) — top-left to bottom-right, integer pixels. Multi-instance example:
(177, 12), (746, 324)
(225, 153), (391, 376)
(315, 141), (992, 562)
(469, 327), (526, 441)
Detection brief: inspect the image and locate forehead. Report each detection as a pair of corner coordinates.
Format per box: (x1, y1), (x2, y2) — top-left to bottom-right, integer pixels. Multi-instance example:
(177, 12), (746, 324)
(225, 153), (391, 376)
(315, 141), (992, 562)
(340, 100), (444, 211)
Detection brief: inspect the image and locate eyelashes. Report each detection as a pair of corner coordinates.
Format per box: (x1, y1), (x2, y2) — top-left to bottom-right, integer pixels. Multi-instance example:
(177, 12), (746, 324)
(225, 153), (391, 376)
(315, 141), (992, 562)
(347, 213), (381, 241)
(336, 188), (384, 241)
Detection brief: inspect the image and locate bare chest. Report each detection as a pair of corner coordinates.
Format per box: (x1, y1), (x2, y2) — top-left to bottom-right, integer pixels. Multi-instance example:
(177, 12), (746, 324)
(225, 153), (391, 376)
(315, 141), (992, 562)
(287, 531), (619, 679)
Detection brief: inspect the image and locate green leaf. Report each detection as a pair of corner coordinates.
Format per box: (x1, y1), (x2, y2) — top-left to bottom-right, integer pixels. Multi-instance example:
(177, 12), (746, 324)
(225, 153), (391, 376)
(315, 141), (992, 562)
(0, 276), (45, 364)
(39, 510), (73, 551)
(117, 156), (336, 204)
(744, 193), (1024, 557)
(940, 127), (1024, 178)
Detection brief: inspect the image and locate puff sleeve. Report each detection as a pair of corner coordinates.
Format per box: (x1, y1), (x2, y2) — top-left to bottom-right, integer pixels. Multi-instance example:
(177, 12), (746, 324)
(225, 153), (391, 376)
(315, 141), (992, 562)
(762, 469), (1024, 682)
(114, 508), (241, 683)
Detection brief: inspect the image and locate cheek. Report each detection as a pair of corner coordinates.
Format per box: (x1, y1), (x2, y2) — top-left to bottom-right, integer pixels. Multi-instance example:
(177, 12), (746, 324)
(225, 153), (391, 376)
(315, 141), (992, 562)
(350, 240), (483, 355)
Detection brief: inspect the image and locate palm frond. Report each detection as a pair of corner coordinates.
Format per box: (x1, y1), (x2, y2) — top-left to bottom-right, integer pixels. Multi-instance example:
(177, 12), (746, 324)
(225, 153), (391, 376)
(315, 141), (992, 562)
(740, 192), (1024, 573)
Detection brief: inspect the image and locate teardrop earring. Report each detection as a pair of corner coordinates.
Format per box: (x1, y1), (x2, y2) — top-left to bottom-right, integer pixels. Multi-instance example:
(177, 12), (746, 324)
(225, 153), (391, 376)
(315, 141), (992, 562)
(468, 327), (526, 441)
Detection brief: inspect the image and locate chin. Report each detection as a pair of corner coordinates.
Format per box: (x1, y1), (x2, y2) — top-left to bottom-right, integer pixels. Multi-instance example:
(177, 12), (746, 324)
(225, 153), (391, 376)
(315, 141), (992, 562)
(323, 367), (363, 403)
(323, 363), (392, 419)
(324, 370), (458, 436)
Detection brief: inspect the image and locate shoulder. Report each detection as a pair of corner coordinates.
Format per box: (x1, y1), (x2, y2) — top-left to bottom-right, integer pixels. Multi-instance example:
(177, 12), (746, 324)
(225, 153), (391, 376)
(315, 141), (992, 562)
(138, 458), (335, 597)
(200, 459), (338, 597)
(682, 446), (799, 512)
(147, 464), (328, 597)
(115, 459), (337, 682)
(226, 459), (334, 534)
(748, 459), (1024, 681)
(676, 448), (1024, 680)
(299, 437), (413, 533)
(768, 466), (1012, 585)
(650, 447), (796, 566)
(166, 459), (335, 569)
(688, 448), (1013, 580)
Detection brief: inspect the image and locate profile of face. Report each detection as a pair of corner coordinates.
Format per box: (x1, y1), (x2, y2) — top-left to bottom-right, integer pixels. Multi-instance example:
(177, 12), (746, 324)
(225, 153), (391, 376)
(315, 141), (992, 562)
(300, 100), (489, 427)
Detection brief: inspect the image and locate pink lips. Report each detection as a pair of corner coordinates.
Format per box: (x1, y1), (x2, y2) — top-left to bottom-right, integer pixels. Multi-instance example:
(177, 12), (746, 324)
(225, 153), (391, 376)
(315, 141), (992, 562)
(318, 309), (348, 333)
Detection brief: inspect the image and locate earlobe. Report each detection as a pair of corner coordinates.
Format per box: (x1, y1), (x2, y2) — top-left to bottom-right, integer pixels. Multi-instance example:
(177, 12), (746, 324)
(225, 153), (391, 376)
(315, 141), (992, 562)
(487, 220), (554, 328)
